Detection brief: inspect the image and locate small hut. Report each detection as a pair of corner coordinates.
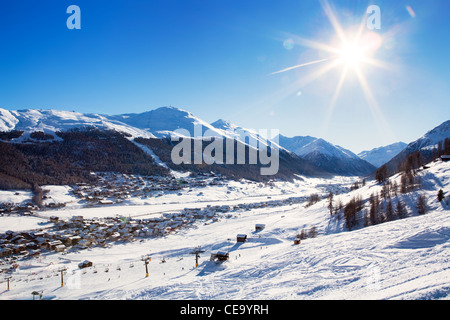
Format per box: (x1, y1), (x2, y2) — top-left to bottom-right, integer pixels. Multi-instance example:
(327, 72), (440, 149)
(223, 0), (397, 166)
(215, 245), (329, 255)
(78, 260), (93, 269)
(210, 251), (229, 262)
(255, 224), (265, 232)
(236, 234), (247, 243)
(49, 216), (59, 223)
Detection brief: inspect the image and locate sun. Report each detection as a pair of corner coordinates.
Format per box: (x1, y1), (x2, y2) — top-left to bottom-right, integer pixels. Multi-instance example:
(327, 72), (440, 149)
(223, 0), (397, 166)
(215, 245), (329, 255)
(269, 0), (392, 137)
(337, 42), (365, 68)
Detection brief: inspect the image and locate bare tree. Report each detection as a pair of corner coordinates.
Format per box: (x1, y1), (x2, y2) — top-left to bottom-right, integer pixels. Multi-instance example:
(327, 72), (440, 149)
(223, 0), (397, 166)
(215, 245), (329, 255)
(327, 192), (334, 216)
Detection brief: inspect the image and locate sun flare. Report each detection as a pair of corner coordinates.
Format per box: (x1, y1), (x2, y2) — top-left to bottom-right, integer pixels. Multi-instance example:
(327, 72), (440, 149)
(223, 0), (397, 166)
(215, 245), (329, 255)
(338, 42), (365, 68)
(269, 0), (393, 138)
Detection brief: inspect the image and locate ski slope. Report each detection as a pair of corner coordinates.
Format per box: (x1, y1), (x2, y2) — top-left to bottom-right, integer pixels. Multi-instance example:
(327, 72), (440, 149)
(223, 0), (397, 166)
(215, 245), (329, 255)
(1, 161), (449, 300)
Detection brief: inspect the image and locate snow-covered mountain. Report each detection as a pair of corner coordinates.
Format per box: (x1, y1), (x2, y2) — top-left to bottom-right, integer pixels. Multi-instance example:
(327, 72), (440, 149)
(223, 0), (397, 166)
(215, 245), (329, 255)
(277, 135), (316, 155)
(0, 106), (277, 150)
(110, 107), (225, 140)
(384, 120), (450, 174)
(405, 120), (450, 152)
(210, 118), (285, 151)
(358, 142), (407, 168)
(0, 107), (331, 184)
(0, 108), (155, 140)
(3, 106), (445, 180)
(277, 134), (376, 176)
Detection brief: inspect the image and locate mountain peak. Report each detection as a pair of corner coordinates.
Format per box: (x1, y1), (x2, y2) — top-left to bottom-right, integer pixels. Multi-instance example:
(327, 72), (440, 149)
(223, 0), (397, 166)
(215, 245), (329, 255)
(211, 119), (238, 131)
(278, 134), (375, 176)
(358, 142), (407, 168)
(153, 106), (192, 114)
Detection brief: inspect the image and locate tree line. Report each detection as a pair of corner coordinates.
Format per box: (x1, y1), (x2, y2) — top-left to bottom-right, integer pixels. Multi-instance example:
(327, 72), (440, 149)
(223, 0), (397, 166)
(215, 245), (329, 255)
(0, 128), (170, 191)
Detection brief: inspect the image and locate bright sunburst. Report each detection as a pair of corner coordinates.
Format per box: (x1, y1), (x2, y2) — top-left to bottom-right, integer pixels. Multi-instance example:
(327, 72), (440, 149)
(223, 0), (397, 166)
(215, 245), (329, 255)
(271, 0), (391, 135)
(338, 42), (365, 68)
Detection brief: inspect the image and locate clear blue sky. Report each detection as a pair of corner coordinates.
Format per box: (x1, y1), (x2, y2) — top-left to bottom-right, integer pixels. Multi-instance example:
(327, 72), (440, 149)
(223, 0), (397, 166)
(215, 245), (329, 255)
(0, 0), (449, 153)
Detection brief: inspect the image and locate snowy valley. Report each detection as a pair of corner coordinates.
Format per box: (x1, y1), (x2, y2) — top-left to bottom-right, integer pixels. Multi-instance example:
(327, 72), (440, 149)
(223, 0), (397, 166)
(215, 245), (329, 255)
(0, 158), (448, 300)
(0, 107), (449, 300)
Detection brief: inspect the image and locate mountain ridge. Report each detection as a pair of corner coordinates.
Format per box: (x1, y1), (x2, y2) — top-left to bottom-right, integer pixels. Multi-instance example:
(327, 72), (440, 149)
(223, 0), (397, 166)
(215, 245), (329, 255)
(277, 134), (376, 176)
(2, 107), (448, 181)
(358, 142), (407, 168)
(383, 120), (450, 175)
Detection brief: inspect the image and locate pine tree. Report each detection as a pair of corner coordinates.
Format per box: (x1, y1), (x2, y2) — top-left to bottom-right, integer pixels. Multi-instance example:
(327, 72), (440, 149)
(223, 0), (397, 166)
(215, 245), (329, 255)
(385, 200), (395, 221)
(369, 193), (377, 225)
(417, 194), (427, 214)
(373, 192), (381, 224)
(344, 197), (358, 230)
(395, 200), (407, 219)
(375, 165), (388, 184)
(392, 181), (398, 197)
(400, 174), (408, 194)
(363, 208), (370, 227)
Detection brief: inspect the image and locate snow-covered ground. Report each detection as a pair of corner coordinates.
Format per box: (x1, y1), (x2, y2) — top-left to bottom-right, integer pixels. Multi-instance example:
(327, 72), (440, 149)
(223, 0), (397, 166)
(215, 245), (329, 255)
(0, 190), (33, 206)
(0, 161), (449, 300)
(30, 176), (353, 222)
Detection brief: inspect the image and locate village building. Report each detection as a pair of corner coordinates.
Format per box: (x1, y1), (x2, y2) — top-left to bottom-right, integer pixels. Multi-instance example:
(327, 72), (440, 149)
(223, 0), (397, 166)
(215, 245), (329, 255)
(255, 224), (265, 232)
(237, 234), (247, 243)
(210, 251), (229, 262)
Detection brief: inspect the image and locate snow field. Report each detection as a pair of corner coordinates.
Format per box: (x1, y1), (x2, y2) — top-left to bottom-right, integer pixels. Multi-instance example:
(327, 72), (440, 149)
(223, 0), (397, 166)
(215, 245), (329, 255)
(0, 161), (449, 300)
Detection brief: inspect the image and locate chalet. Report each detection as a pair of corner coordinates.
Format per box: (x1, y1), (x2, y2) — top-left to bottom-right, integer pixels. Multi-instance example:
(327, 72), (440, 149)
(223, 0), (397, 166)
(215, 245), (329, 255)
(75, 239), (91, 249)
(62, 235), (81, 246)
(33, 231), (46, 238)
(28, 250), (40, 258)
(255, 224), (265, 232)
(5, 230), (18, 240)
(25, 242), (39, 250)
(38, 239), (50, 249)
(54, 244), (65, 252)
(0, 247), (13, 258)
(237, 234), (247, 243)
(210, 251), (229, 262)
(99, 199), (114, 205)
(48, 240), (64, 250)
(122, 234), (134, 242)
(85, 234), (97, 245)
(11, 235), (27, 245)
(108, 232), (120, 241)
(12, 244), (26, 254)
(49, 216), (59, 223)
(294, 239), (301, 245)
(78, 260), (93, 269)
(441, 155), (450, 162)
(71, 216), (84, 222)
(218, 205), (231, 212)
